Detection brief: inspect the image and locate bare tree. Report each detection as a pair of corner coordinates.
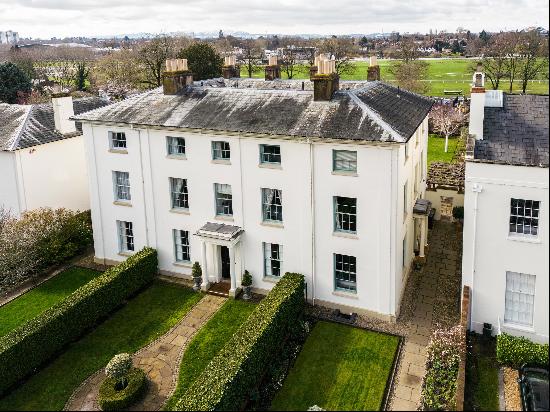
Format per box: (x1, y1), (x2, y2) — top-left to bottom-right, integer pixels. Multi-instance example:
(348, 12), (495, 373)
(503, 32), (522, 93)
(517, 30), (549, 93)
(137, 35), (176, 87)
(430, 105), (467, 153)
(480, 34), (511, 90)
(397, 36), (422, 62)
(389, 60), (430, 94)
(319, 37), (358, 76)
(238, 39), (262, 78)
(92, 46), (143, 93)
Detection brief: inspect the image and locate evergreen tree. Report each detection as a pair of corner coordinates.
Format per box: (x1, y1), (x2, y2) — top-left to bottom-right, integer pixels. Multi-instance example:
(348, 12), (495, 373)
(178, 42), (223, 81)
(0, 62), (32, 104)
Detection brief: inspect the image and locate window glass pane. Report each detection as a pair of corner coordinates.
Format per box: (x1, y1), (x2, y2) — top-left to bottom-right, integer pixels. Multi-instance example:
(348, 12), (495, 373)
(170, 178), (189, 209)
(110, 132), (127, 149)
(167, 137), (186, 155)
(260, 144), (281, 164)
(173, 229), (190, 262)
(114, 171), (131, 201)
(334, 196), (356, 233)
(264, 243), (282, 277)
(509, 198), (540, 236)
(334, 253), (357, 292)
(212, 141), (231, 160)
(117, 220), (134, 252)
(215, 183), (233, 215)
(262, 188), (283, 222)
(333, 150), (357, 172)
(505, 271), (535, 327)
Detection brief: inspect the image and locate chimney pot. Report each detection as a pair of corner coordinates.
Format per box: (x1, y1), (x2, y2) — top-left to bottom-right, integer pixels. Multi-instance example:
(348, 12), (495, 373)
(162, 59), (193, 95)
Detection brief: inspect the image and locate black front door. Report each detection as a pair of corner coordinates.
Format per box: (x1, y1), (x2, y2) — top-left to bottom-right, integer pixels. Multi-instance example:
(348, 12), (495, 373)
(221, 246), (230, 279)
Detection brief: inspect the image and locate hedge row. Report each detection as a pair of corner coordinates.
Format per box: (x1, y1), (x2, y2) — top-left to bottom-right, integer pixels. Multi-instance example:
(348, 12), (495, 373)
(0, 248), (158, 396)
(174, 272), (305, 411)
(496, 333), (549, 368)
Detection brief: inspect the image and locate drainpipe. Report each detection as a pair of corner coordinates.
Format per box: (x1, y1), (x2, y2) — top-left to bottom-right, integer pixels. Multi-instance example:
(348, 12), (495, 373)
(309, 138), (316, 305)
(469, 182), (483, 330)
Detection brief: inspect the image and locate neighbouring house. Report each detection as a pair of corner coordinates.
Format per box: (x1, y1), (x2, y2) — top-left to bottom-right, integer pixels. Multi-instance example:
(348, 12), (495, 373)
(0, 95), (110, 216)
(73, 58), (433, 321)
(462, 67), (549, 343)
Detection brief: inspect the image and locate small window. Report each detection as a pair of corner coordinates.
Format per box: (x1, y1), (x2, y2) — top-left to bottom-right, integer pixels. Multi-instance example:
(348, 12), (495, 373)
(509, 198), (540, 237)
(333, 150), (357, 173)
(212, 141), (230, 161)
(262, 188), (283, 222)
(167, 136), (186, 156)
(264, 243), (283, 277)
(505, 271), (535, 327)
(117, 220), (134, 252)
(113, 171), (131, 202)
(260, 144), (281, 164)
(215, 183), (233, 216)
(334, 196), (357, 233)
(109, 131), (127, 150)
(173, 229), (190, 262)
(170, 178), (189, 209)
(334, 253), (357, 292)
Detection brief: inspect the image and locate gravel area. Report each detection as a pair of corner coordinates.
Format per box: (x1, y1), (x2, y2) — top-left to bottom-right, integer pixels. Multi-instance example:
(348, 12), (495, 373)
(503, 367), (522, 411)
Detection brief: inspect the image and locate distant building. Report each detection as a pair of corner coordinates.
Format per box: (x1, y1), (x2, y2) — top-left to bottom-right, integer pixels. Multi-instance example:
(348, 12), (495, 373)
(0, 30), (19, 44)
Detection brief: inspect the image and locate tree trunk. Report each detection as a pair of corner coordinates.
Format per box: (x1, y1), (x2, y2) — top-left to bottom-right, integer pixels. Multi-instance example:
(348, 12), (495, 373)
(445, 134), (449, 153)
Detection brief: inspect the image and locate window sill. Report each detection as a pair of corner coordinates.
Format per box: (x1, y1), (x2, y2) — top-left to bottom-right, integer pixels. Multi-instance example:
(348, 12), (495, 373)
(258, 162), (282, 170)
(109, 149), (128, 154)
(333, 231), (358, 239)
(502, 322), (535, 334)
(211, 159), (231, 165)
(173, 261), (192, 268)
(507, 234), (541, 244)
(170, 208), (190, 215)
(214, 215), (234, 222)
(332, 170), (358, 177)
(261, 221), (284, 229)
(263, 276), (281, 284)
(118, 251), (134, 257)
(332, 290), (358, 299)
(166, 154), (187, 160)
(113, 201), (132, 207)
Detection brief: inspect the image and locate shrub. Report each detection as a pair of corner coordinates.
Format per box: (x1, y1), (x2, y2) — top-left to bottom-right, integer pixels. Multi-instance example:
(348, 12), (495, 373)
(0, 247), (157, 396)
(191, 262), (202, 279)
(175, 272), (305, 411)
(241, 270), (252, 287)
(452, 206), (464, 220)
(105, 353), (133, 386)
(421, 326), (465, 411)
(98, 367), (147, 411)
(496, 333), (549, 368)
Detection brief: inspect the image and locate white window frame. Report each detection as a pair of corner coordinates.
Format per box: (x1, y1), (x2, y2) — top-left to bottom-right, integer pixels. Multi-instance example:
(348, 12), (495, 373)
(333, 150), (357, 173)
(170, 177), (189, 210)
(173, 229), (190, 262)
(113, 171), (131, 202)
(509, 198), (540, 238)
(262, 188), (283, 222)
(260, 144), (281, 164)
(504, 271), (536, 328)
(334, 253), (357, 293)
(214, 183), (233, 216)
(167, 136), (186, 157)
(263, 242), (283, 278)
(117, 220), (134, 253)
(212, 141), (231, 161)
(334, 196), (357, 233)
(109, 131), (127, 150)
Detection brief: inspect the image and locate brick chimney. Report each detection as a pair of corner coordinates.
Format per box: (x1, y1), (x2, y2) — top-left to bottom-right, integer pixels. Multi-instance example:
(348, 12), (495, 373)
(162, 59), (193, 95)
(469, 63), (486, 140)
(51, 93), (76, 135)
(265, 55), (281, 81)
(367, 56), (381, 81)
(222, 55), (240, 79)
(312, 57), (339, 101)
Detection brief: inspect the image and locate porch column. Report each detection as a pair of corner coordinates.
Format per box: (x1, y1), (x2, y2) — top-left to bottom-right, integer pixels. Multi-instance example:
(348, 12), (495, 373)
(201, 240), (210, 291)
(229, 245), (237, 297)
(419, 217), (427, 258)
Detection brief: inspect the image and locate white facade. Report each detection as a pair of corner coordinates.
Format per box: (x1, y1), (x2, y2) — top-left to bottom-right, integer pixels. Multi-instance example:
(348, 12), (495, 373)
(462, 162), (549, 343)
(83, 117), (429, 320)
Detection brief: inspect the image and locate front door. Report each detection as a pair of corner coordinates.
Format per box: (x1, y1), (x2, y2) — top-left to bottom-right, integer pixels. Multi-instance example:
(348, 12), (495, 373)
(220, 246), (230, 279)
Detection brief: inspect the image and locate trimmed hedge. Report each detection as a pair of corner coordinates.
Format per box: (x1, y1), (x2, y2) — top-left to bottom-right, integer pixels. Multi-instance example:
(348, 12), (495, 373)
(98, 367), (148, 411)
(174, 272), (305, 411)
(0, 248), (157, 396)
(496, 333), (549, 368)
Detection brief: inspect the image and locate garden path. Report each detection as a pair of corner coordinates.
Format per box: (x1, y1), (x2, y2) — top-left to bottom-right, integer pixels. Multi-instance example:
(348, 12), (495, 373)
(64, 294), (226, 411)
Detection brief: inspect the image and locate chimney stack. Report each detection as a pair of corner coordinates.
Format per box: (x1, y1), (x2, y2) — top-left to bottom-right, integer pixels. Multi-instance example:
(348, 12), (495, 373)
(51, 93), (76, 135)
(265, 55), (281, 81)
(367, 55), (381, 81)
(310, 53), (327, 80)
(469, 63), (486, 140)
(222, 55), (240, 79)
(312, 56), (339, 101)
(162, 59), (193, 95)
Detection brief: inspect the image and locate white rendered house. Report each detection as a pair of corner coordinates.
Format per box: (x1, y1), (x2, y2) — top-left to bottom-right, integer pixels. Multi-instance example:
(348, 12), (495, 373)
(462, 69), (549, 343)
(74, 60), (433, 320)
(0, 95), (109, 216)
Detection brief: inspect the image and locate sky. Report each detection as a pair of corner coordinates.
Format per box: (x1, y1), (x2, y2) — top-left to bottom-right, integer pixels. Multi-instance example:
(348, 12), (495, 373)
(1, 0), (548, 39)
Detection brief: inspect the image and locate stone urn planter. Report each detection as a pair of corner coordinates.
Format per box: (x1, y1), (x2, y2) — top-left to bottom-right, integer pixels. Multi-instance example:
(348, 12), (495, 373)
(191, 262), (202, 292)
(192, 276), (202, 292)
(241, 270), (252, 301)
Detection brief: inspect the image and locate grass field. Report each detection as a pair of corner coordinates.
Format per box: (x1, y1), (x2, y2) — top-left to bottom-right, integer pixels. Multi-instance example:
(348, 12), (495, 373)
(428, 134), (460, 165)
(241, 58), (549, 96)
(0, 281), (202, 411)
(164, 299), (256, 410)
(465, 334), (500, 411)
(0, 267), (101, 338)
(270, 321), (400, 411)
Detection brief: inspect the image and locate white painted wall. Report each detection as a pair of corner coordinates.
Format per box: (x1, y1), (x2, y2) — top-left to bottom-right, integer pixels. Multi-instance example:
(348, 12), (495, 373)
(462, 161), (549, 343)
(0, 151), (20, 215)
(426, 189), (465, 221)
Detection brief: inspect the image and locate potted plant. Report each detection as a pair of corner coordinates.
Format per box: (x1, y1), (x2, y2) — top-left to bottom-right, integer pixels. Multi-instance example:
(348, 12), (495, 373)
(241, 270), (252, 300)
(191, 261), (202, 291)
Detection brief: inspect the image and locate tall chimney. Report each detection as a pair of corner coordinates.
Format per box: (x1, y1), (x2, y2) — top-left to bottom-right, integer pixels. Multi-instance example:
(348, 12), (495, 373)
(265, 55), (281, 81)
(52, 93), (76, 135)
(312, 57), (339, 101)
(222, 55), (240, 79)
(367, 55), (381, 81)
(309, 53), (327, 80)
(469, 63), (486, 140)
(162, 59), (193, 95)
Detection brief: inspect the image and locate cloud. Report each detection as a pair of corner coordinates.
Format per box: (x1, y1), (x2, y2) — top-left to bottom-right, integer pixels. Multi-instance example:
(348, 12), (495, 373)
(2, 0), (548, 39)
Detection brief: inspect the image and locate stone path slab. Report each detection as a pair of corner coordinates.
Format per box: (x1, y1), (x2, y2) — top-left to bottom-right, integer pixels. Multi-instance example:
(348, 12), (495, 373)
(65, 294), (226, 411)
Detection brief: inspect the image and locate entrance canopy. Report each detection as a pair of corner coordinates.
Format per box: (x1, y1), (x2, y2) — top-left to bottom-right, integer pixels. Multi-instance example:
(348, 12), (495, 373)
(195, 222), (243, 243)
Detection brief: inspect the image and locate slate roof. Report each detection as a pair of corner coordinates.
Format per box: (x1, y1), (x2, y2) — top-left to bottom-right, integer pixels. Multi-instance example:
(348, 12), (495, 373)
(474, 94), (549, 167)
(73, 80), (433, 143)
(0, 97), (110, 151)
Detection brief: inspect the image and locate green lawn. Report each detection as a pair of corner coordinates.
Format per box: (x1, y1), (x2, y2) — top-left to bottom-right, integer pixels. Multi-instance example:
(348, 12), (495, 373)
(465, 334), (500, 411)
(164, 299), (256, 410)
(270, 321), (400, 411)
(0, 281), (202, 411)
(0, 267), (101, 338)
(428, 134), (460, 165)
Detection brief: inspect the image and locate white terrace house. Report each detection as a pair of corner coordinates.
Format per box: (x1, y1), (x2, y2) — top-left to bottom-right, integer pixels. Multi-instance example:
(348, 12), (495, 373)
(74, 59), (433, 321)
(462, 68), (549, 343)
(0, 95), (109, 216)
